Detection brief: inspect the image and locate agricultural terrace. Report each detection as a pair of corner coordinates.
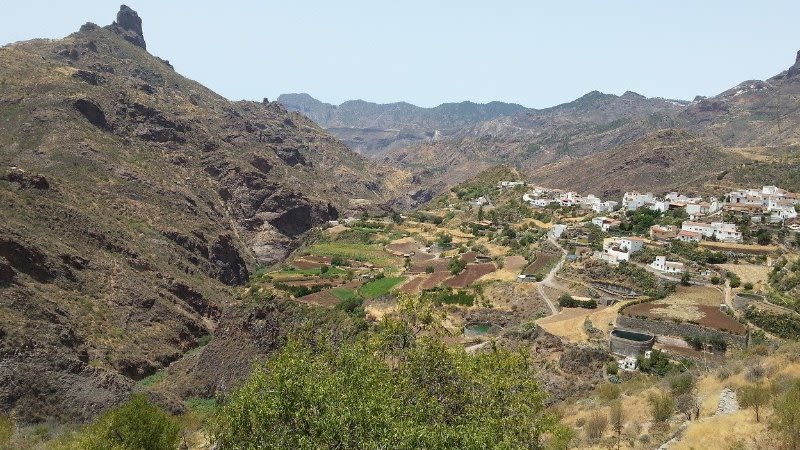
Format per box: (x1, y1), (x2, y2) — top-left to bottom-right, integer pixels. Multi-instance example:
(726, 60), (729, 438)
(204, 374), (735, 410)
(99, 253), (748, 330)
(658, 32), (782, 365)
(622, 286), (747, 335)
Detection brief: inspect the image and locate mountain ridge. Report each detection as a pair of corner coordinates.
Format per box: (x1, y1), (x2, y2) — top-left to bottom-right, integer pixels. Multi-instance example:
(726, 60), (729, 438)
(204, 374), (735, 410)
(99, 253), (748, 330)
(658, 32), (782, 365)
(0, 6), (413, 422)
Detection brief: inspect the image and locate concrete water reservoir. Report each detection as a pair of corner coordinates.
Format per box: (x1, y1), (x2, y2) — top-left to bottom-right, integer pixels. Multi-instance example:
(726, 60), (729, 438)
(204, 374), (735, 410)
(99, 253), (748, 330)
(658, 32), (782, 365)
(609, 329), (655, 357)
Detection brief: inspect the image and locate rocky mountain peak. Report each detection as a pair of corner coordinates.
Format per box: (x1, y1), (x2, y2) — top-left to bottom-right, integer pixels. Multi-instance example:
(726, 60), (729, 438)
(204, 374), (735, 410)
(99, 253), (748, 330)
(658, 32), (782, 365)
(788, 50), (800, 77)
(107, 4), (146, 49)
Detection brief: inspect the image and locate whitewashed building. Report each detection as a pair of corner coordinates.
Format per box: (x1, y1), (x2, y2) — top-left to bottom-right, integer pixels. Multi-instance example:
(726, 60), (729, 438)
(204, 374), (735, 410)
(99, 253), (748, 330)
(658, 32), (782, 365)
(650, 256), (684, 274)
(600, 237), (645, 264)
(681, 221), (742, 243)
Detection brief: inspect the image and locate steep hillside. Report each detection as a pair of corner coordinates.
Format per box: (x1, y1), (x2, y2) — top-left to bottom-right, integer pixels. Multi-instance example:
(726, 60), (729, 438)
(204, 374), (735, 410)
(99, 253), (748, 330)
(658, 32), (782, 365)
(277, 93), (527, 155)
(527, 129), (800, 196)
(0, 6), (410, 422)
(382, 91), (686, 186)
(678, 50), (800, 147)
(527, 130), (733, 197)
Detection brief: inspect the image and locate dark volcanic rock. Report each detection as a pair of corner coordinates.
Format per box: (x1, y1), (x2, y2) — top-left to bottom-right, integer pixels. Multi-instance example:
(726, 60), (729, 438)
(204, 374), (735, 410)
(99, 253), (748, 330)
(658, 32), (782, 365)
(73, 98), (111, 130)
(4, 169), (50, 190)
(210, 234), (249, 285)
(107, 5), (146, 50)
(788, 50), (800, 78)
(72, 69), (105, 86)
(0, 238), (57, 283)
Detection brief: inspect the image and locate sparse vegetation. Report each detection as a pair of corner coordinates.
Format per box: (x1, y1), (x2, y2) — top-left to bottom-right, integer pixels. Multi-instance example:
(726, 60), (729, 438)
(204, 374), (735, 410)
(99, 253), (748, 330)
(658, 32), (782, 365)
(65, 394), (180, 450)
(738, 382), (771, 422)
(648, 391), (675, 423)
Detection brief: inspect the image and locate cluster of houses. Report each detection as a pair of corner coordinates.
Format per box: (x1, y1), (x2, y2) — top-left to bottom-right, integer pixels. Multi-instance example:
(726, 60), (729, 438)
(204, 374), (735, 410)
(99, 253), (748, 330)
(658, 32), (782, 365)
(522, 187), (618, 213)
(726, 185), (799, 222)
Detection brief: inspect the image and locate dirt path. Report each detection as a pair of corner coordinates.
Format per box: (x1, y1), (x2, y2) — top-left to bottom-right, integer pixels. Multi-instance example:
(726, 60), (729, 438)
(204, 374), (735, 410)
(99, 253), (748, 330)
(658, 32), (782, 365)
(535, 237), (566, 315)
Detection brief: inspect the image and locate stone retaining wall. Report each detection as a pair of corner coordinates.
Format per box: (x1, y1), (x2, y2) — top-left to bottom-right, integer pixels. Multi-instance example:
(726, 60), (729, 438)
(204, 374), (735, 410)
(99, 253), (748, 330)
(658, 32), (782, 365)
(616, 315), (748, 348)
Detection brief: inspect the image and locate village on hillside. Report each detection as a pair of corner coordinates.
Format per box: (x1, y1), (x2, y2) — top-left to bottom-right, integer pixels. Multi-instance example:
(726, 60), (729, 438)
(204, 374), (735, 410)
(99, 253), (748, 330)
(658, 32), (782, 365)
(247, 172), (800, 372)
(241, 171), (800, 448)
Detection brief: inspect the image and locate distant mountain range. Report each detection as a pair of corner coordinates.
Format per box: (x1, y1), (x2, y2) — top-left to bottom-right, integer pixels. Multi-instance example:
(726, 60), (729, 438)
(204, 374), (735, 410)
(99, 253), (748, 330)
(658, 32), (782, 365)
(277, 93), (529, 155)
(281, 50), (800, 195)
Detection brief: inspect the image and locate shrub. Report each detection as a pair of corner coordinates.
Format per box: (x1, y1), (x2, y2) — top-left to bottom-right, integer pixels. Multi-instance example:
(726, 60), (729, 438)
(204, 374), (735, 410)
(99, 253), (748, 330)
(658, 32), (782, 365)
(708, 334), (728, 352)
(211, 338), (569, 449)
(606, 361), (619, 376)
(648, 392), (675, 423)
(596, 382), (621, 401)
(558, 294), (597, 309)
(743, 282), (753, 291)
(669, 373), (695, 396)
(638, 350), (674, 377)
(448, 258), (466, 275)
(738, 382), (771, 422)
(584, 411), (607, 443)
(424, 266), (434, 274)
(744, 308), (800, 340)
(0, 415), (11, 447)
(72, 394), (180, 450)
(772, 379), (800, 448)
(685, 335), (704, 351)
(745, 364), (765, 382)
(675, 392), (700, 420)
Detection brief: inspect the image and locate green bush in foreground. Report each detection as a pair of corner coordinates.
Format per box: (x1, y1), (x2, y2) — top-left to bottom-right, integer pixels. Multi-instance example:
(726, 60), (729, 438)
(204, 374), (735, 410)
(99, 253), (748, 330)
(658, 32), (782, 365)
(211, 338), (570, 449)
(66, 394), (180, 450)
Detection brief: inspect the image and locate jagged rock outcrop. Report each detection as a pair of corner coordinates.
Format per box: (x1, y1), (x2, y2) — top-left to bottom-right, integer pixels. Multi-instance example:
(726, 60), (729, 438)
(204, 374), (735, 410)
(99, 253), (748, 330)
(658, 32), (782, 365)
(106, 5), (146, 49)
(787, 50), (800, 78)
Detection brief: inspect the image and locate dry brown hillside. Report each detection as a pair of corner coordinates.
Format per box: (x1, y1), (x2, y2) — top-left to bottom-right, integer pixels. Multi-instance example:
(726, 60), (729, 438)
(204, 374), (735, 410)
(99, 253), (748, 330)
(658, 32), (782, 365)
(0, 6), (413, 422)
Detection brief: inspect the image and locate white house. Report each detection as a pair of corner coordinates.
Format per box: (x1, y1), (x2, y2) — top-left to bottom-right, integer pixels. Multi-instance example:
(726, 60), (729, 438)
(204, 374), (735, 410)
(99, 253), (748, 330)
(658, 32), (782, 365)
(618, 356), (638, 372)
(681, 221), (742, 243)
(601, 237), (645, 264)
(559, 191), (583, 207)
(470, 196), (491, 208)
(677, 229), (702, 243)
(592, 216), (622, 232)
(650, 256), (684, 274)
(549, 224), (567, 239)
(498, 181), (525, 189)
(622, 192), (656, 211)
(592, 200), (619, 213)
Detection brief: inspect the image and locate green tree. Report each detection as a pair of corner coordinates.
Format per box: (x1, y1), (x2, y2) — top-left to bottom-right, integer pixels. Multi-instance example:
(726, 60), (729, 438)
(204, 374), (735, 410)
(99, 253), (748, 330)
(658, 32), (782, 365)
(772, 379), (800, 449)
(211, 338), (569, 449)
(70, 394), (180, 450)
(738, 382), (771, 422)
(449, 258), (466, 275)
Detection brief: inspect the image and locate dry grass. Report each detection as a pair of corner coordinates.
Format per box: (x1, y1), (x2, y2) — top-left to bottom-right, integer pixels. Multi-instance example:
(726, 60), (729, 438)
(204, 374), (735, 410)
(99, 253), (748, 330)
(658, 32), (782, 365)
(671, 410), (766, 450)
(717, 264), (770, 287)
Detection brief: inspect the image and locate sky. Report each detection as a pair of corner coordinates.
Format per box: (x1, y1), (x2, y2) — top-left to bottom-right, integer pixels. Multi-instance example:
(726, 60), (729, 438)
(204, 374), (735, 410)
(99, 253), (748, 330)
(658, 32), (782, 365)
(1, 1), (799, 108)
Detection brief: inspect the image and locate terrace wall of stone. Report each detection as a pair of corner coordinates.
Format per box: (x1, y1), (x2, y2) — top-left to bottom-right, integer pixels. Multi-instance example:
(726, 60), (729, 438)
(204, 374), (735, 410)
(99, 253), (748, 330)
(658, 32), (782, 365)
(616, 315), (749, 348)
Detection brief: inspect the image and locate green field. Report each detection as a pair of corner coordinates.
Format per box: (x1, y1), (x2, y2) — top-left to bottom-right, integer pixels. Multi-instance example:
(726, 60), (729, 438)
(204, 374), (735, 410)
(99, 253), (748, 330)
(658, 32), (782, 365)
(271, 266), (347, 279)
(306, 243), (400, 266)
(330, 288), (359, 302)
(358, 277), (406, 299)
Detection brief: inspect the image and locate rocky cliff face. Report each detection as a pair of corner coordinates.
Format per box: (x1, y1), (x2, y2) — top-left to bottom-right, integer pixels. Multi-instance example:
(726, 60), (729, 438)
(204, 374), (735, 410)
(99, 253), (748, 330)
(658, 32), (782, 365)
(0, 6), (409, 422)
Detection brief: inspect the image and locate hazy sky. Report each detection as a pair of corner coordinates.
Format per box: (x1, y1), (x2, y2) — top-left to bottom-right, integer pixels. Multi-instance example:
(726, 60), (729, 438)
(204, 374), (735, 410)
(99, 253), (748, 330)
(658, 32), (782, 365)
(2, 1), (799, 108)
